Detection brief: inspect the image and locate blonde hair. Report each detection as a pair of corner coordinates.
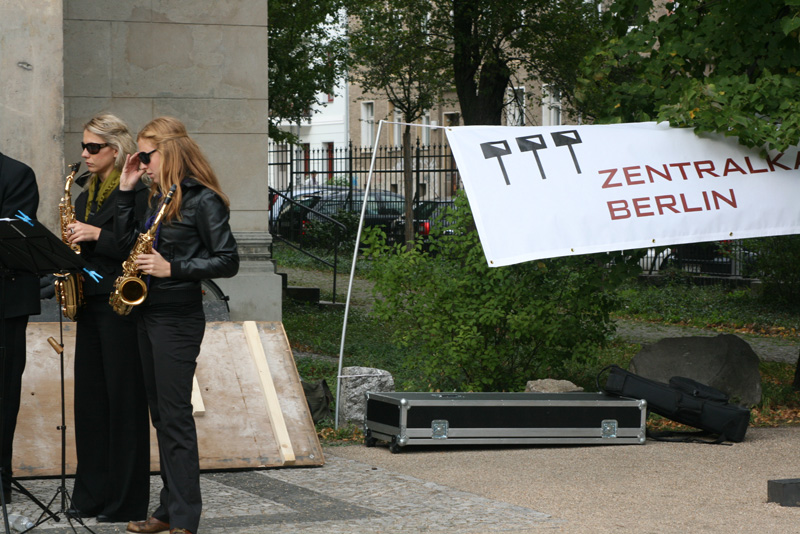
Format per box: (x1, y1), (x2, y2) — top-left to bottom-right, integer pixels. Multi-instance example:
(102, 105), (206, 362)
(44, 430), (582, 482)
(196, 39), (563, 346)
(83, 113), (136, 170)
(137, 116), (230, 222)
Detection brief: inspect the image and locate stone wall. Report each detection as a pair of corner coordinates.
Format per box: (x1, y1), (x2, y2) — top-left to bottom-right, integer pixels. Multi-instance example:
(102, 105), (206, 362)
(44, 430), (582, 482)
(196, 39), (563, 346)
(0, 1), (65, 228)
(0, 0), (280, 320)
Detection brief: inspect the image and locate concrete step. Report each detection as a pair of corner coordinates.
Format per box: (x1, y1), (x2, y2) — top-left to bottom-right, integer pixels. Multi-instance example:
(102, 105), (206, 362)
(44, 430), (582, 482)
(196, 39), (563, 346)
(285, 286), (320, 303)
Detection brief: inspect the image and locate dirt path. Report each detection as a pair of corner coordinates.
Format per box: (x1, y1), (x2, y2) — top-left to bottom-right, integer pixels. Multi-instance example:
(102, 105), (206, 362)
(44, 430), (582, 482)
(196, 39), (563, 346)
(614, 318), (799, 364)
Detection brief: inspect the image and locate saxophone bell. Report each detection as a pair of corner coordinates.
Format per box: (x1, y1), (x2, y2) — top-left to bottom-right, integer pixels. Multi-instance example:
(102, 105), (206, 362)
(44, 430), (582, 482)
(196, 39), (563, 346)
(117, 276), (148, 307)
(110, 184), (177, 316)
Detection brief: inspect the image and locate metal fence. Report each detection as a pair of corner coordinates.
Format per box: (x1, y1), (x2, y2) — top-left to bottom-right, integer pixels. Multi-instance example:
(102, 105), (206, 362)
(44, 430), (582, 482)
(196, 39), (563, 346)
(268, 141), (462, 203)
(639, 240), (756, 278)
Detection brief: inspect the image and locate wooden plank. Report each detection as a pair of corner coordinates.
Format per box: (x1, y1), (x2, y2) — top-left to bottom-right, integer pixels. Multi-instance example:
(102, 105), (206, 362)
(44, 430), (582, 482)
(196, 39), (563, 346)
(15, 321), (321, 477)
(191, 374), (205, 416)
(243, 321), (296, 465)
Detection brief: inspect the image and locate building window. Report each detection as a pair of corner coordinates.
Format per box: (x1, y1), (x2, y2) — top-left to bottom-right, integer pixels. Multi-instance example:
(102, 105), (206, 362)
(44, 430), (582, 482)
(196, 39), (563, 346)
(393, 110), (403, 147)
(506, 87), (525, 126)
(444, 112), (460, 127)
(361, 102), (375, 147)
(421, 112), (431, 146)
(542, 85), (562, 126)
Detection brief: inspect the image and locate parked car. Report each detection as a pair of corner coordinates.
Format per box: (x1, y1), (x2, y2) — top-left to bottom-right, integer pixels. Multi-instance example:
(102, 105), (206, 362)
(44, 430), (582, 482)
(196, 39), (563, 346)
(272, 189), (408, 244)
(306, 189), (406, 238)
(271, 193), (321, 241)
(268, 185), (351, 223)
(389, 200), (455, 247)
(657, 241), (757, 277)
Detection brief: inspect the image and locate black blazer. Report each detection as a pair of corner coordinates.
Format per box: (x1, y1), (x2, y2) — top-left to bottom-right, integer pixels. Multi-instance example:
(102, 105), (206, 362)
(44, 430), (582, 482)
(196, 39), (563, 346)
(0, 151), (40, 318)
(74, 172), (148, 297)
(115, 178), (239, 304)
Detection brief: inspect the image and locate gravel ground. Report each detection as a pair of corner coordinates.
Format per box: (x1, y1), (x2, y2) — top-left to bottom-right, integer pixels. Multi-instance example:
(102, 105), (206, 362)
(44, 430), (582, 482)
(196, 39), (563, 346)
(15, 429), (799, 534)
(331, 426), (800, 534)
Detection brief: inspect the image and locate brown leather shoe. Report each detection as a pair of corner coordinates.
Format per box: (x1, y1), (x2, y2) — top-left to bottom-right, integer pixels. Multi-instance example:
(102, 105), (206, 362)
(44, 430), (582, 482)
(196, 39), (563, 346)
(169, 529), (193, 534)
(126, 517), (170, 533)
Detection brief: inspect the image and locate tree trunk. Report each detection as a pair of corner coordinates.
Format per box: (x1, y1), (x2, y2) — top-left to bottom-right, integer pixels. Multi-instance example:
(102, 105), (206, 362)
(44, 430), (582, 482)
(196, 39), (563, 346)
(452, 0), (511, 126)
(793, 349), (800, 390)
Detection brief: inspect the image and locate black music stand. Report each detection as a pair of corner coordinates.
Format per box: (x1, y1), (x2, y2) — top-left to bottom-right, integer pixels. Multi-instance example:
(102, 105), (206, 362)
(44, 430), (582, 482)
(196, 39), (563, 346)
(0, 216), (89, 533)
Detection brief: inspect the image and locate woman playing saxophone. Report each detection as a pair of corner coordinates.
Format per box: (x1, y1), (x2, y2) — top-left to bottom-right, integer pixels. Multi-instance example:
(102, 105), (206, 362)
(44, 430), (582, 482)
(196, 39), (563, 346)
(64, 113), (151, 523)
(117, 117), (238, 534)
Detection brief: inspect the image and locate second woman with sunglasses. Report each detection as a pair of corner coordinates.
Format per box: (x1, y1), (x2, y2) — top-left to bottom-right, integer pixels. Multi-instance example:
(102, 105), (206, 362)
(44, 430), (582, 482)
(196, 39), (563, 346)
(65, 113), (151, 523)
(118, 117), (238, 534)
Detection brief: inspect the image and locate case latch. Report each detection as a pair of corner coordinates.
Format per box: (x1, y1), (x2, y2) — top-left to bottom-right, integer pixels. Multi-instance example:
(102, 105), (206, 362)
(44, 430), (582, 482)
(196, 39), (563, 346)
(431, 419), (449, 439)
(601, 419), (618, 438)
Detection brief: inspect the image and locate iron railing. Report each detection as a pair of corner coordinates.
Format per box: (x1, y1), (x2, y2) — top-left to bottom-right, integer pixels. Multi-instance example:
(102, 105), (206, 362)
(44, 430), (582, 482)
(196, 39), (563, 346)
(269, 187), (346, 303)
(268, 140), (462, 204)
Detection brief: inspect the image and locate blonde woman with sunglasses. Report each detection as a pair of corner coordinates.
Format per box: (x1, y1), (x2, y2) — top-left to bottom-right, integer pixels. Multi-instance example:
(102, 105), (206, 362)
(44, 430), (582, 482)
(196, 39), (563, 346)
(65, 113), (151, 523)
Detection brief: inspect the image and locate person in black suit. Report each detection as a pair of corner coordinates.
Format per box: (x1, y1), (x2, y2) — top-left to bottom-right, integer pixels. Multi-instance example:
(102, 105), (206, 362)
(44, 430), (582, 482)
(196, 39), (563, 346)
(0, 150), (40, 503)
(64, 114), (151, 522)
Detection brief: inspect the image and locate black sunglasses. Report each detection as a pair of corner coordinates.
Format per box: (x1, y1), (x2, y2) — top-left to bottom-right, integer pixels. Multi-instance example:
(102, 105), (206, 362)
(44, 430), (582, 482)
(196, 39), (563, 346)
(137, 149), (157, 165)
(81, 142), (109, 155)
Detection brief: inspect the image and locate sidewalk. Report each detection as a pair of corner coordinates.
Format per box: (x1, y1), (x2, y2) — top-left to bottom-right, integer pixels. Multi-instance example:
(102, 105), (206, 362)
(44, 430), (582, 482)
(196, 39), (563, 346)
(8, 426), (800, 533)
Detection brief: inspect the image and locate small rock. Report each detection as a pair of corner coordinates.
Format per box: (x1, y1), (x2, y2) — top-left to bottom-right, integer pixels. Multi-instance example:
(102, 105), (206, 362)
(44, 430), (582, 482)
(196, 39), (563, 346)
(337, 366), (394, 425)
(525, 379), (584, 393)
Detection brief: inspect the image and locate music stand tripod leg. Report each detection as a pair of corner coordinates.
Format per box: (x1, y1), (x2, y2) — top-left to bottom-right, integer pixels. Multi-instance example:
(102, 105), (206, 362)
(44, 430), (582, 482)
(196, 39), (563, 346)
(32, 321), (96, 533)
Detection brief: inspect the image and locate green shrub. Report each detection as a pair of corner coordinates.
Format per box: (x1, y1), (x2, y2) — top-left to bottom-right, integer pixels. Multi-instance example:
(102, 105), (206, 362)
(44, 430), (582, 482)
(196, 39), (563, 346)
(749, 235), (800, 305)
(361, 193), (641, 392)
(304, 210), (361, 252)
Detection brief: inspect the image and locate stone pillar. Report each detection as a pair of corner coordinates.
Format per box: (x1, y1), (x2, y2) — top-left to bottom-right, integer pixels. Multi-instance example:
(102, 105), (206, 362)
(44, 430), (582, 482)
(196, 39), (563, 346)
(61, 1), (281, 321)
(0, 0), (65, 231)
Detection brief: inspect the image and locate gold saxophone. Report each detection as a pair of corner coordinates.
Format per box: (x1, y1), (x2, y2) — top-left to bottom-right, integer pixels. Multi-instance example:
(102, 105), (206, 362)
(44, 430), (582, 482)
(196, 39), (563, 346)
(110, 184), (177, 316)
(54, 162), (84, 320)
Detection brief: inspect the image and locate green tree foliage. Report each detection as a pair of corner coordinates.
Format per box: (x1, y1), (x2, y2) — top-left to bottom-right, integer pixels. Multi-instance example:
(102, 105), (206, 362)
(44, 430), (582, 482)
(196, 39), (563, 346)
(449, 0), (604, 125)
(268, 0), (348, 142)
(749, 236), (800, 305)
(576, 0), (800, 151)
(348, 0), (453, 245)
(347, 0), (604, 127)
(361, 194), (641, 392)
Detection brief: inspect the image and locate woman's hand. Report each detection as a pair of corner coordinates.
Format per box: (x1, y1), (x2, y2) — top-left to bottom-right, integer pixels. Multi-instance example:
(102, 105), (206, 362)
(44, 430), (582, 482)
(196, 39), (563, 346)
(120, 153), (145, 191)
(66, 221), (101, 244)
(135, 248), (171, 278)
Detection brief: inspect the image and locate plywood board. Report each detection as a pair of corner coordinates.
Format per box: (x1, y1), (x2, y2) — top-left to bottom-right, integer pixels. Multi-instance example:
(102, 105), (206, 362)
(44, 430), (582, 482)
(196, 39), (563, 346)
(14, 321), (323, 477)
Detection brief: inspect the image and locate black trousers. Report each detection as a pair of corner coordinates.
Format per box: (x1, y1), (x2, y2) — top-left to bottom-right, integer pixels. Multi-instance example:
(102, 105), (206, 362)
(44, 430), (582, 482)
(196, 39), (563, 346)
(1, 315), (27, 493)
(71, 297), (150, 520)
(138, 300), (204, 534)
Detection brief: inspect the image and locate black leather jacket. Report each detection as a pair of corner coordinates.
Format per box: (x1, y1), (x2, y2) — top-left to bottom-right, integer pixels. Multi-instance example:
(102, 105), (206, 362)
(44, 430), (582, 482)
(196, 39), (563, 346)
(75, 171), (148, 297)
(115, 177), (239, 305)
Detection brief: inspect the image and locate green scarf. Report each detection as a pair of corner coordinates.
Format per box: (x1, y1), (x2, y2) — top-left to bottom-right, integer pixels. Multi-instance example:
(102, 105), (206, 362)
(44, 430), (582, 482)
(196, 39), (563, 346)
(85, 169), (120, 219)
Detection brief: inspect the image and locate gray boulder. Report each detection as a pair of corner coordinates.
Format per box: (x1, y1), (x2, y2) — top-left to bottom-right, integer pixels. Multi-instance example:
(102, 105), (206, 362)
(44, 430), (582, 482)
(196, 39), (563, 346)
(629, 334), (761, 406)
(337, 366), (395, 425)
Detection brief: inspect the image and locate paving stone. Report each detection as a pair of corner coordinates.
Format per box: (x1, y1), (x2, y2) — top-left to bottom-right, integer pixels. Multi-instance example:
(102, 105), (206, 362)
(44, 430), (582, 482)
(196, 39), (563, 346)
(4, 456), (557, 533)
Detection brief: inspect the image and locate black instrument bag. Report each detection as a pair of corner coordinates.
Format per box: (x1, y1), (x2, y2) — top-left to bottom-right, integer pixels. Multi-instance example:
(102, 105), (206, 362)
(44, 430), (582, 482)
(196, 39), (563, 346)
(598, 365), (751, 443)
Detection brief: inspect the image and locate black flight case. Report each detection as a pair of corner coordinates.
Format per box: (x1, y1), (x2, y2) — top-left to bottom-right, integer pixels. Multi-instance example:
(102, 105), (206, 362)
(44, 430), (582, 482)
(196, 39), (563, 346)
(364, 391), (647, 452)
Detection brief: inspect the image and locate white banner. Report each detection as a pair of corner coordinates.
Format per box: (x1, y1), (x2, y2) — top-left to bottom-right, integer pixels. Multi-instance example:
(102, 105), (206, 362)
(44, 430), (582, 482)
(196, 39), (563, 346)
(445, 122), (800, 267)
